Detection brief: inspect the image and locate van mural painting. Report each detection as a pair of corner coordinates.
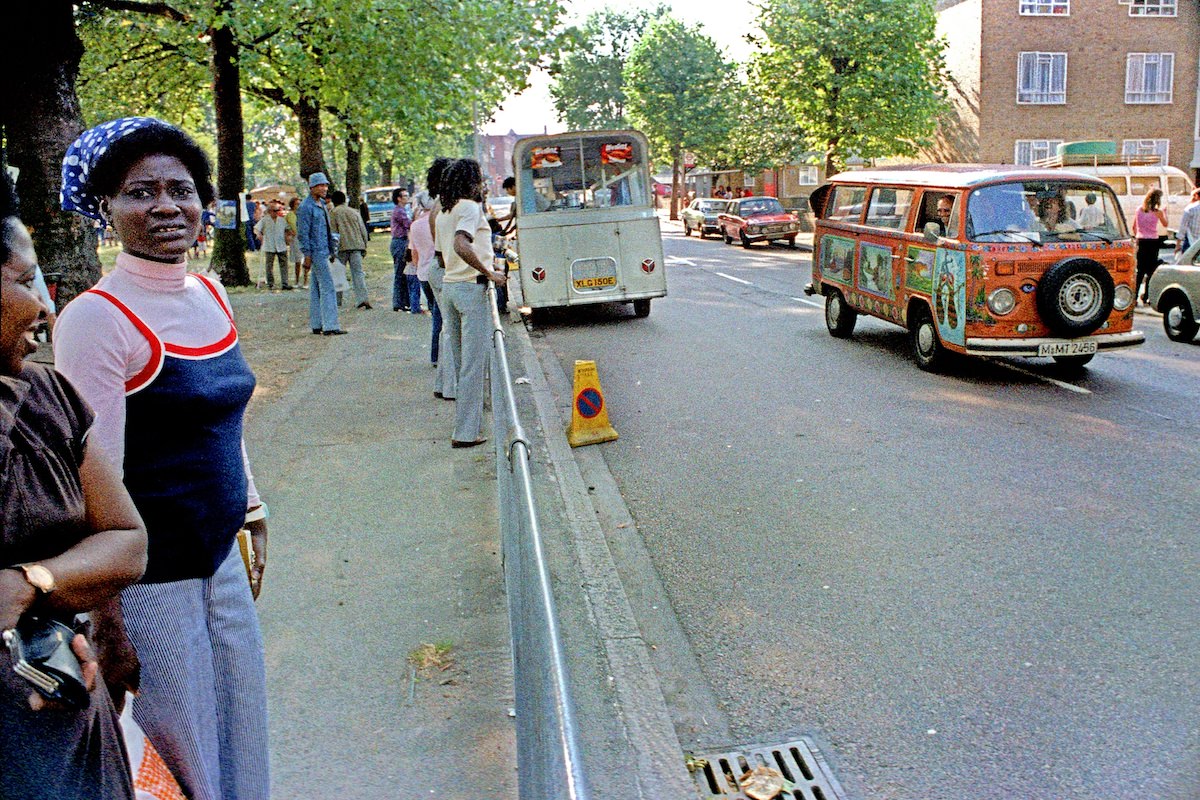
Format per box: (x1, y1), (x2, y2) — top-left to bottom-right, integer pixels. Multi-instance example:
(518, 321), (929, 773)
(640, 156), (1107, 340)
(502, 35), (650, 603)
(820, 235), (855, 286)
(858, 242), (894, 300)
(933, 248), (967, 346)
(905, 246), (935, 294)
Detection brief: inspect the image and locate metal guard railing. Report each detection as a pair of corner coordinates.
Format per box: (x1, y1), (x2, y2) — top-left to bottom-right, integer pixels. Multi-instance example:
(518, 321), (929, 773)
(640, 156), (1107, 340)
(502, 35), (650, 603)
(486, 286), (591, 800)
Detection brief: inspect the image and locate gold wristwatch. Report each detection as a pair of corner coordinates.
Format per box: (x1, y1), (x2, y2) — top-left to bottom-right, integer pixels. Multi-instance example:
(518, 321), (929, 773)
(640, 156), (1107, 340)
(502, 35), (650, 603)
(13, 563), (56, 594)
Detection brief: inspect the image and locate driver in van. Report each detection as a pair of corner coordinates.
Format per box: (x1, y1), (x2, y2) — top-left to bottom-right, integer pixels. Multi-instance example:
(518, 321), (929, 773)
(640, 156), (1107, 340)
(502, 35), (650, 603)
(1035, 193), (1079, 234)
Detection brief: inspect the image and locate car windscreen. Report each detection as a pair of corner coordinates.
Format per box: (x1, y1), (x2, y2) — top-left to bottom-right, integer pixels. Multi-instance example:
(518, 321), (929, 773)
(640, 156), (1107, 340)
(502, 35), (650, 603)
(739, 199), (784, 216)
(698, 201), (724, 212)
(966, 181), (1129, 243)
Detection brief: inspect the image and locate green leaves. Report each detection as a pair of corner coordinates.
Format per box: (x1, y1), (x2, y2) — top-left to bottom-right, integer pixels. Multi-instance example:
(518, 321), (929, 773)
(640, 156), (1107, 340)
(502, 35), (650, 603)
(753, 0), (950, 173)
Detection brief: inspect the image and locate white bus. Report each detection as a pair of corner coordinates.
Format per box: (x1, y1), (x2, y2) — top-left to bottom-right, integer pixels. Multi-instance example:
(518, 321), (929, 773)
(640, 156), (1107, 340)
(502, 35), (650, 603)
(511, 130), (667, 318)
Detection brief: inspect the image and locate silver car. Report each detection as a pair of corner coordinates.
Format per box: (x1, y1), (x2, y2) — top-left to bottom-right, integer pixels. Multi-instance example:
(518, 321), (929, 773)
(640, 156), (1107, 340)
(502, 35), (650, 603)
(1148, 258), (1200, 342)
(681, 198), (725, 238)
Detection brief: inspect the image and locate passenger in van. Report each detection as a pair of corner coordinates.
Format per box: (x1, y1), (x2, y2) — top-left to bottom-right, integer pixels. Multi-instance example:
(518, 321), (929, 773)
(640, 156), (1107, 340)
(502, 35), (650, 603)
(1078, 193), (1106, 228)
(933, 195), (955, 235)
(1035, 194), (1079, 234)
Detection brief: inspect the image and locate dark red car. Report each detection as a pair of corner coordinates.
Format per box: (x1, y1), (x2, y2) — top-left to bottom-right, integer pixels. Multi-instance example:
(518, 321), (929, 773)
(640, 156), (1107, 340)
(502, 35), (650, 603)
(717, 196), (801, 248)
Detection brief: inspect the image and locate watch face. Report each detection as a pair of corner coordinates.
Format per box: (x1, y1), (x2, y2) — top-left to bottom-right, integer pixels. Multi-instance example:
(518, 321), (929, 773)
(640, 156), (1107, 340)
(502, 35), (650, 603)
(23, 564), (55, 593)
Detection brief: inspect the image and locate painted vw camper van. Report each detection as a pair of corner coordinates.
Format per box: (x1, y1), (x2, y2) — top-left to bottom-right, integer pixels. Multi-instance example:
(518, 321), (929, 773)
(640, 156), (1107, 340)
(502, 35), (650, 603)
(511, 130), (667, 318)
(803, 166), (1145, 370)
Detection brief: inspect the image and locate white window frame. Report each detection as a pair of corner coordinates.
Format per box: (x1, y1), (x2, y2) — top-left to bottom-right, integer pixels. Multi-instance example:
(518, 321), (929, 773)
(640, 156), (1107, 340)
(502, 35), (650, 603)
(796, 166), (819, 186)
(1017, 52), (1067, 105)
(1129, 0), (1177, 16)
(1019, 0), (1069, 15)
(1125, 53), (1174, 104)
(1122, 139), (1170, 165)
(1014, 139), (1065, 165)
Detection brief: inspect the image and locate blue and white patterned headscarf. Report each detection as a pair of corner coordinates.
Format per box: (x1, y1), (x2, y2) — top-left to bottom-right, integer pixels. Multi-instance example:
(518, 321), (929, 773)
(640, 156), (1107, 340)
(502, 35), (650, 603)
(60, 116), (176, 220)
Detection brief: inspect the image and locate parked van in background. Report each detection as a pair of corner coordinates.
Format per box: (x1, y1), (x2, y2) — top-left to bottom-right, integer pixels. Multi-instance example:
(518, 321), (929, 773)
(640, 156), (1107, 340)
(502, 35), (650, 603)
(1034, 143), (1195, 238)
(804, 165), (1145, 371)
(362, 185), (402, 230)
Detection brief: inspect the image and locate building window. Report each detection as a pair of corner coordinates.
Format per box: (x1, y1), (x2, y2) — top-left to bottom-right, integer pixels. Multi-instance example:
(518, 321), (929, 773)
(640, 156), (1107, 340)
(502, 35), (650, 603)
(1125, 53), (1174, 103)
(1014, 139), (1064, 165)
(1019, 0), (1069, 14)
(1122, 139), (1170, 164)
(1129, 0), (1176, 16)
(1017, 52), (1067, 104)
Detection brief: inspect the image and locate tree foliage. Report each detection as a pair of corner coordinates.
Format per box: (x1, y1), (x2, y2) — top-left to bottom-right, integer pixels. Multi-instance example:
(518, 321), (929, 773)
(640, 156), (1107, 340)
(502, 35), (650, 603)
(548, 6), (664, 131)
(752, 0), (949, 176)
(624, 15), (733, 217)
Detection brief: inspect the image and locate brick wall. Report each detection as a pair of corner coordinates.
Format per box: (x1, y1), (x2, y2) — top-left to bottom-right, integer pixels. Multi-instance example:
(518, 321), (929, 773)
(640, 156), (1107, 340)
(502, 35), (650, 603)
(935, 0), (1197, 174)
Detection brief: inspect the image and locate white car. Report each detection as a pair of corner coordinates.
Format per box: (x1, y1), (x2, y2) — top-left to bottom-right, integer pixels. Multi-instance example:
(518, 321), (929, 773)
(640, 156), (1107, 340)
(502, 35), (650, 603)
(1148, 260), (1200, 342)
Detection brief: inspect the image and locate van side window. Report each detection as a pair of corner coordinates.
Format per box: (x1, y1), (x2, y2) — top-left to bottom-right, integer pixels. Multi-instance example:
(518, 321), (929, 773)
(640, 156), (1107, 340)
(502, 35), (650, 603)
(865, 187), (913, 229)
(826, 186), (867, 222)
(1167, 175), (1190, 199)
(1129, 175), (1159, 196)
(915, 191), (959, 237)
(1101, 176), (1128, 196)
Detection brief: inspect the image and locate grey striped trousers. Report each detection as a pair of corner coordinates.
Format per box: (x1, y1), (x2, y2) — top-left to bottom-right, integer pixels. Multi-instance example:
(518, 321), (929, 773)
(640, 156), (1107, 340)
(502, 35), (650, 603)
(122, 545), (270, 800)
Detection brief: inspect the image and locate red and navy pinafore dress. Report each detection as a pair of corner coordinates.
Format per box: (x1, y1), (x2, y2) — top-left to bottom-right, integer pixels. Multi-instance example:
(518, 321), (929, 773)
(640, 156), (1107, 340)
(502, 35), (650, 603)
(86, 274), (256, 583)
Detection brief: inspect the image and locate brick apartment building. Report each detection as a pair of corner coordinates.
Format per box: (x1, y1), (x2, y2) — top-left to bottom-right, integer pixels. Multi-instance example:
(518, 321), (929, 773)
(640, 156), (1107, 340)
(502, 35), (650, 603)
(478, 130), (535, 196)
(928, 0), (1199, 181)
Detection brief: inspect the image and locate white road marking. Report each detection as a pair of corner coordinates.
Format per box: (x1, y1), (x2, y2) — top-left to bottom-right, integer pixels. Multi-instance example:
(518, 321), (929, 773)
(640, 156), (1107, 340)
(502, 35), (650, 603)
(792, 296), (823, 309)
(666, 256), (697, 266)
(985, 359), (1092, 394)
(715, 272), (753, 285)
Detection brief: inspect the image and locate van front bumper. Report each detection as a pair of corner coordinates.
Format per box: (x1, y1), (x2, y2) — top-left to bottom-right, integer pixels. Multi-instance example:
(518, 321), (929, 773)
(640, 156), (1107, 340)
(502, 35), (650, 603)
(965, 330), (1145, 357)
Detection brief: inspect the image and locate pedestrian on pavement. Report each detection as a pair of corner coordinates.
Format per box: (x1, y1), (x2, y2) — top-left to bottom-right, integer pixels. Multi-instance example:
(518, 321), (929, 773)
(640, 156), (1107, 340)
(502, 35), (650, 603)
(434, 158), (507, 447)
(1134, 188), (1168, 304)
(424, 157), (456, 400)
(1174, 187), (1200, 265)
(0, 164), (148, 800)
(287, 197), (306, 288)
(358, 196), (372, 241)
(329, 190), (371, 308)
(253, 199), (293, 290)
(54, 116), (271, 800)
(409, 191), (440, 365)
(298, 172), (346, 334)
(390, 187), (412, 311)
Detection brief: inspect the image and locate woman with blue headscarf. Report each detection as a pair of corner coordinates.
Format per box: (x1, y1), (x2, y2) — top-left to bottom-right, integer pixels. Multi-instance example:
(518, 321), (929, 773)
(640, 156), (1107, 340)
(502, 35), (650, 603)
(54, 117), (270, 800)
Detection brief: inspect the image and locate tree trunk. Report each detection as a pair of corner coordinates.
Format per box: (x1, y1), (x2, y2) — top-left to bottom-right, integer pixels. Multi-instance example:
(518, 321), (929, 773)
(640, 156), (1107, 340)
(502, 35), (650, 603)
(297, 96), (327, 182)
(379, 158), (393, 186)
(670, 148), (681, 220)
(344, 125), (362, 205)
(0, 0), (99, 306)
(209, 0), (249, 286)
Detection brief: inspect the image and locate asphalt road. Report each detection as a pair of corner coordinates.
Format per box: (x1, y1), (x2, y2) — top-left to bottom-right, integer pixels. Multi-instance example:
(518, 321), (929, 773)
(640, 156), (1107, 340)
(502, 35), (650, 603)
(527, 226), (1200, 800)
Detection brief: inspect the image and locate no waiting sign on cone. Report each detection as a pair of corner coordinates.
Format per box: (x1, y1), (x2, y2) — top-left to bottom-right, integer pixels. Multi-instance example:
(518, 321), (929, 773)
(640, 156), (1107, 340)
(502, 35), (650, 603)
(567, 360), (618, 447)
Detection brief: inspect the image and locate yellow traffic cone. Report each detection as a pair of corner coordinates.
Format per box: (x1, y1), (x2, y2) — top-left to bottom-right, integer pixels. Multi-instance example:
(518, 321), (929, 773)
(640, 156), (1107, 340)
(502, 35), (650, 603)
(566, 360), (618, 447)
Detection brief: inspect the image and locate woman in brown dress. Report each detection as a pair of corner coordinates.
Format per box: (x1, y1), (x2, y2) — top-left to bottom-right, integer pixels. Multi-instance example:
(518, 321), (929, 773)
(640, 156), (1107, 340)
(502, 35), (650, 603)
(0, 169), (147, 798)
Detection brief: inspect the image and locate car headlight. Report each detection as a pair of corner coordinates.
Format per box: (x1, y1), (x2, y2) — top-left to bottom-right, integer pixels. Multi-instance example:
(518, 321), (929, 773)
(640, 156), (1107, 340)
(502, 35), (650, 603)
(789, 222), (799, 231)
(987, 287), (1017, 316)
(1113, 284), (1133, 310)
(748, 225), (761, 234)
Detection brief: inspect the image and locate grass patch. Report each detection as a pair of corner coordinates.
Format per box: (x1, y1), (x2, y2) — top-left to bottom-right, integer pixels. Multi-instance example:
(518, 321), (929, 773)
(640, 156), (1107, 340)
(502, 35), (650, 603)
(408, 641), (454, 671)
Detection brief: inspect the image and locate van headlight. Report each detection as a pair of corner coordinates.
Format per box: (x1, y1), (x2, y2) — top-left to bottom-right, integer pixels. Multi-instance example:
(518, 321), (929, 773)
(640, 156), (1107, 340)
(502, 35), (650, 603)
(1113, 284), (1133, 310)
(987, 287), (1017, 316)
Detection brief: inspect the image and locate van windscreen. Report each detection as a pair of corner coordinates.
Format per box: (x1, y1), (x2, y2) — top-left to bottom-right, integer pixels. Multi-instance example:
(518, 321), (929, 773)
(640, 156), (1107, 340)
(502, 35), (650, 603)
(966, 181), (1128, 243)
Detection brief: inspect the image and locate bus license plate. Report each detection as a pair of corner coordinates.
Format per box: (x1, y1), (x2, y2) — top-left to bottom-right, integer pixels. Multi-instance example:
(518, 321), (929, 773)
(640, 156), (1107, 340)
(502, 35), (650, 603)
(573, 276), (618, 290)
(1038, 341), (1097, 357)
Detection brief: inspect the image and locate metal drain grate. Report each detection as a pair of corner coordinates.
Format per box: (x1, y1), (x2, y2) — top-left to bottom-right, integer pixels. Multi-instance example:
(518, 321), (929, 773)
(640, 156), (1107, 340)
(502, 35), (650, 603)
(691, 738), (848, 800)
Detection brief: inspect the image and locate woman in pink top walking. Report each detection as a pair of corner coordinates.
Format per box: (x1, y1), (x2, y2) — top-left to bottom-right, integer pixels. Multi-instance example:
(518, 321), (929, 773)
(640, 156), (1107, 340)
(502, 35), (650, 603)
(1134, 188), (1168, 304)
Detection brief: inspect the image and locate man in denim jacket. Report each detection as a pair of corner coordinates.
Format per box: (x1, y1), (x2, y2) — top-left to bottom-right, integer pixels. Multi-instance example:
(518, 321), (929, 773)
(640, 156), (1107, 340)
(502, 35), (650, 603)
(297, 172), (346, 334)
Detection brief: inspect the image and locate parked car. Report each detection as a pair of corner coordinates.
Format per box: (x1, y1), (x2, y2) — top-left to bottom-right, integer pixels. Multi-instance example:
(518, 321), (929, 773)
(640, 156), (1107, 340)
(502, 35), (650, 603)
(681, 198), (725, 238)
(362, 185), (402, 230)
(1148, 260), (1200, 342)
(717, 196), (801, 248)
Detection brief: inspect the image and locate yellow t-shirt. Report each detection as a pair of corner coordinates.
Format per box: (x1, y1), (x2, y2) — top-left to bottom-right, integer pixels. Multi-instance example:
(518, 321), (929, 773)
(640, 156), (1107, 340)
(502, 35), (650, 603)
(435, 200), (492, 283)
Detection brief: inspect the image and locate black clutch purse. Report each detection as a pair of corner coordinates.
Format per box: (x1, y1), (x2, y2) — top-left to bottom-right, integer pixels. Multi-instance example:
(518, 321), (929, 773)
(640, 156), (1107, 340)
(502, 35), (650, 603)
(3, 616), (89, 709)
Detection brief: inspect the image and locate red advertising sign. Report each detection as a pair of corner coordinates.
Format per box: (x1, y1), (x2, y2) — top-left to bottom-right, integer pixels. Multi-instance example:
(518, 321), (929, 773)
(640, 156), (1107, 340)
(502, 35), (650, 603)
(600, 143), (633, 165)
(531, 147), (562, 169)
